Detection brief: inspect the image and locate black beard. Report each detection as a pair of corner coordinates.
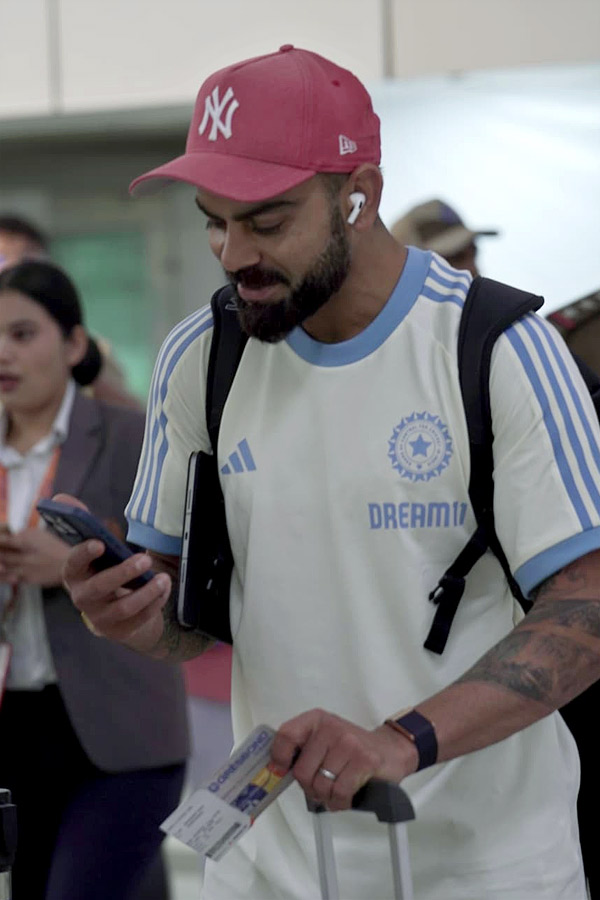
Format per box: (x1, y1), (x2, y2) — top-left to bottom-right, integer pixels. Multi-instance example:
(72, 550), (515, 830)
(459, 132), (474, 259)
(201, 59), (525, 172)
(227, 207), (351, 343)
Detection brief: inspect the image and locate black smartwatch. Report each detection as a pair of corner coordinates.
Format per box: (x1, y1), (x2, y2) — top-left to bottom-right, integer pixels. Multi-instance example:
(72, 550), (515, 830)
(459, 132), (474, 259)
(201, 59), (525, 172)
(384, 709), (438, 771)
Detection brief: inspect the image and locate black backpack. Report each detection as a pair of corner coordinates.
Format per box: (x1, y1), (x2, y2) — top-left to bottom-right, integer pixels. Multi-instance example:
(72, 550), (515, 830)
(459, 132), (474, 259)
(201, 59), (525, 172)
(199, 277), (600, 648)
(424, 278), (600, 653)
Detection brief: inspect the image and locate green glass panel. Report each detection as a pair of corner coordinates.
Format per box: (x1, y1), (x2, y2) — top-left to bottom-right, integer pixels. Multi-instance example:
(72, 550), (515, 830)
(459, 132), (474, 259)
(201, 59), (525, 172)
(51, 230), (152, 401)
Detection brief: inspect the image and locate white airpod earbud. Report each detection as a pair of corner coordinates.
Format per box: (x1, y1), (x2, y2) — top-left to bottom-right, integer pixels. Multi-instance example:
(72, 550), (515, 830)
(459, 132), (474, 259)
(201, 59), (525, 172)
(347, 192), (367, 225)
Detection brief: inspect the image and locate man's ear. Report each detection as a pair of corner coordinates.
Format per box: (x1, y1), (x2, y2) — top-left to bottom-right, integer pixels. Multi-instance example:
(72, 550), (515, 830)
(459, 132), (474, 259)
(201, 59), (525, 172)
(343, 164), (383, 231)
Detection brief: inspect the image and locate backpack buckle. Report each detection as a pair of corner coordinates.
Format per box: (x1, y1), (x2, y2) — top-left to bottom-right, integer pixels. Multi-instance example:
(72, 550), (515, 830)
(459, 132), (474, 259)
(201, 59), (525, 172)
(428, 574), (465, 605)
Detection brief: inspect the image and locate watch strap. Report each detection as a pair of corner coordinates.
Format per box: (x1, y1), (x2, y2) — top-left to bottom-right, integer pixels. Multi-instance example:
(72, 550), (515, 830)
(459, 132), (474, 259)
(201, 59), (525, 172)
(385, 709), (438, 771)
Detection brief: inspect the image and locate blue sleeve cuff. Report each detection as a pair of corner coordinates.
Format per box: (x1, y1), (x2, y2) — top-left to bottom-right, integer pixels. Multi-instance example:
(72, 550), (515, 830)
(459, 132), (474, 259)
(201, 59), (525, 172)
(126, 520), (182, 556)
(515, 526), (600, 596)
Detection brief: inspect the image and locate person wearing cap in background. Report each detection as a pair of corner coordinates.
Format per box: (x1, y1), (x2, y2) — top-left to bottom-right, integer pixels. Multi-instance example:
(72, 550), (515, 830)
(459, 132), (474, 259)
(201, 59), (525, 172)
(0, 215), (142, 411)
(390, 199), (498, 277)
(61, 45), (600, 900)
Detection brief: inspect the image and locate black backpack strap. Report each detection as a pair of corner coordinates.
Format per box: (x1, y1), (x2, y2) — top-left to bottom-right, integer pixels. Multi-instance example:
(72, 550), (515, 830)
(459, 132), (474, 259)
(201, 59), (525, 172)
(424, 276), (544, 654)
(179, 286), (247, 645)
(206, 285), (248, 453)
(571, 352), (600, 418)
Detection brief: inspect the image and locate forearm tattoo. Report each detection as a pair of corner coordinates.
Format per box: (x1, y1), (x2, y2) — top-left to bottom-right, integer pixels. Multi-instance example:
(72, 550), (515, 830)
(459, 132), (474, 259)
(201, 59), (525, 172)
(457, 556), (600, 709)
(151, 583), (214, 661)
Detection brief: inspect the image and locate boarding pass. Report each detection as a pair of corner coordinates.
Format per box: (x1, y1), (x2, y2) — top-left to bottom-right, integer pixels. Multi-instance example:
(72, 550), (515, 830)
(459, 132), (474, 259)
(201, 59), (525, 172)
(161, 724), (293, 861)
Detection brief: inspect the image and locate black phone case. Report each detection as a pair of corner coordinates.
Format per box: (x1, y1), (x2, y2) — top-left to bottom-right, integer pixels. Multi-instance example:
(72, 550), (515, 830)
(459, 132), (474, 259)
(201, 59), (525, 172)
(177, 451), (233, 643)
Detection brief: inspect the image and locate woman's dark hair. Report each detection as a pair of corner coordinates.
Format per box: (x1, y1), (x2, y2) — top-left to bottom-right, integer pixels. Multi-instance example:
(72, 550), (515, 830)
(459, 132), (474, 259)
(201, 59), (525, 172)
(0, 260), (102, 386)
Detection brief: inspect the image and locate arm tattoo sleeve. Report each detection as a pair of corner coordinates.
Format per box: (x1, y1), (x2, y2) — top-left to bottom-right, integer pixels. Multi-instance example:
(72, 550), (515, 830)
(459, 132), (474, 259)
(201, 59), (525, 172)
(456, 555), (600, 709)
(150, 581), (215, 661)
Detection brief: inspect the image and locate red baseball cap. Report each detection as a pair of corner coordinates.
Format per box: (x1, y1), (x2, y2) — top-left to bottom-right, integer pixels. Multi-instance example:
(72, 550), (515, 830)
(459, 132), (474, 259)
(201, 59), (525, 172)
(129, 45), (381, 202)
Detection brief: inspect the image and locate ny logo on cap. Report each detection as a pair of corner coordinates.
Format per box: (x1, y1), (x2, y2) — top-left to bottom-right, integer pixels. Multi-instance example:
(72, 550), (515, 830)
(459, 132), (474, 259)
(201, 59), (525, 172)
(199, 86), (240, 141)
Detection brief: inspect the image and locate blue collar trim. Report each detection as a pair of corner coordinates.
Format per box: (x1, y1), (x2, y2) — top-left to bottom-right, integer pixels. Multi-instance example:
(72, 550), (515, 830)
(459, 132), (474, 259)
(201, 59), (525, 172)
(285, 247), (431, 367)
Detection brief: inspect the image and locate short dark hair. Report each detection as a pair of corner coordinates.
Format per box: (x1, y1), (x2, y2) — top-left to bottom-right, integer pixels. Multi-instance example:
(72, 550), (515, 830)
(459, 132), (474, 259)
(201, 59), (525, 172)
(319, 173), (350, 200)
(0, 215), (48, 251)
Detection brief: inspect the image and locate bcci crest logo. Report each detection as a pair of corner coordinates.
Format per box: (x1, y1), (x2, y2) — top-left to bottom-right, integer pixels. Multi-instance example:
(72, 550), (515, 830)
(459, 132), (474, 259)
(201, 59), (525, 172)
(388, 412), (453, 482)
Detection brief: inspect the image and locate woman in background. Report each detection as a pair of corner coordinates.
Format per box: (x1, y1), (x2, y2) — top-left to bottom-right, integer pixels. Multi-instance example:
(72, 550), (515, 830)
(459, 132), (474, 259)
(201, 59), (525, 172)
(0, 261), (189, 900)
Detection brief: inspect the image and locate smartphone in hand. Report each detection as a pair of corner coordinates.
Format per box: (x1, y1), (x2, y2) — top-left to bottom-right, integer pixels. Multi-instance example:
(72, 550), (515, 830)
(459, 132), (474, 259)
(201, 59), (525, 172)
(36, 499), (153, 590)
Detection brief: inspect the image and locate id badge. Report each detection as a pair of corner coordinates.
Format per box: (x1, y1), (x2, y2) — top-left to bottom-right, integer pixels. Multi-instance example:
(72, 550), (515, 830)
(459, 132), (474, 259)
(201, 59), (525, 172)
(0, 641), (12, 708)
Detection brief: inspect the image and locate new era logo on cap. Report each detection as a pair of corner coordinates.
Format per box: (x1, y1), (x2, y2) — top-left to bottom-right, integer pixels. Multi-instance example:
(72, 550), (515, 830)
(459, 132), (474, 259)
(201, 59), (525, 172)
(339, 135), (357, 156)
(130, 45), (381, 202)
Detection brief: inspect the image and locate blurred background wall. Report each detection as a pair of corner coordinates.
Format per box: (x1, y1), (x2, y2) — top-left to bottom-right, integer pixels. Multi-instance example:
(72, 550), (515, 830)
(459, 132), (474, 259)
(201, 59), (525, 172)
(1, 0), (599, 400)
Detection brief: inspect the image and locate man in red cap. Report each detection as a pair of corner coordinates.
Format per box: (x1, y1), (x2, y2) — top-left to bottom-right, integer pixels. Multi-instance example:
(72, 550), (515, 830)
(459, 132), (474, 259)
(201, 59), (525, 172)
(64, 46), (600, 899)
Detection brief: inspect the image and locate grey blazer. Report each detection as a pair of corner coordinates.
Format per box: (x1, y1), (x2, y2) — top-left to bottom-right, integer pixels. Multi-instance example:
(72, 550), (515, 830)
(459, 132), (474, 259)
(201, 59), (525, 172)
(43, 390), (189, 773)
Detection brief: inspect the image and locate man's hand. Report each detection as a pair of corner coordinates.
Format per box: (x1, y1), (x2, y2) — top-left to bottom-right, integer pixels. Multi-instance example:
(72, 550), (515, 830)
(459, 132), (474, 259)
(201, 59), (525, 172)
(0, 527), (70, 587)
(58, 494), (172, 656)
(270, 709), (418, 811)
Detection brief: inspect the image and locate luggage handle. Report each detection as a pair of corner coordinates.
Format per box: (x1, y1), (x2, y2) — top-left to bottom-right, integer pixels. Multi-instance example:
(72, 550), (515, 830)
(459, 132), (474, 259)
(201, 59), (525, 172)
(306, 777), (415, 823)
(306, 780), (415, 900)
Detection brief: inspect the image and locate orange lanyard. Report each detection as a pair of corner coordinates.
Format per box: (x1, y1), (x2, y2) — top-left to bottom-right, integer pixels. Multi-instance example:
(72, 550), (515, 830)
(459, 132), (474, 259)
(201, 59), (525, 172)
(0, 445), (61, 531)
(0, 446), (61, 628)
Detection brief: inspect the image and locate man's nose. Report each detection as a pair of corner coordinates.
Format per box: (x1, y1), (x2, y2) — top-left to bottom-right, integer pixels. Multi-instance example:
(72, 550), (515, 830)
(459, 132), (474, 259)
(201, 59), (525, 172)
(215, 223), (261, 274)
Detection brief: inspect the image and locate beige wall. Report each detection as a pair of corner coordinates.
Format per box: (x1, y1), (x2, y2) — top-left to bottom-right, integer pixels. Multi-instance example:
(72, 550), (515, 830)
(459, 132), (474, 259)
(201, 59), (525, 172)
(1, 0), (598, 120)
(57, 0), (384, 112)
(1, 0), (384, 118)
(391, 0), (600, 76)
(0, 0), (53, 116)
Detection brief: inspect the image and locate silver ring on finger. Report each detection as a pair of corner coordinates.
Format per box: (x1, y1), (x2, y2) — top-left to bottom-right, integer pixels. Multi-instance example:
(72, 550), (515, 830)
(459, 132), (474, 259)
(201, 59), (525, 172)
(318, 766), (337, 782)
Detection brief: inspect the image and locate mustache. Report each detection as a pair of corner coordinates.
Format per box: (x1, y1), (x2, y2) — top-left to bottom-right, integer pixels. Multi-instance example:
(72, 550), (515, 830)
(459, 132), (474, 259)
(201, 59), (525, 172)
(227, 266), (291, 290)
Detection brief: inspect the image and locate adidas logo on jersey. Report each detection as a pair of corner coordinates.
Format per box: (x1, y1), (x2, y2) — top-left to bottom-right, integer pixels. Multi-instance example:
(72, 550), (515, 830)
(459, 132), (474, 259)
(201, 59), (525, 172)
(221, 439), (256, 475)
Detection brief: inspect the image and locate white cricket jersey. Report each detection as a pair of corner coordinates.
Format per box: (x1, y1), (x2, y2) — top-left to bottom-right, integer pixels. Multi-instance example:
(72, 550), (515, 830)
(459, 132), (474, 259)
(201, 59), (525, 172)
(127, 248), (599, 898)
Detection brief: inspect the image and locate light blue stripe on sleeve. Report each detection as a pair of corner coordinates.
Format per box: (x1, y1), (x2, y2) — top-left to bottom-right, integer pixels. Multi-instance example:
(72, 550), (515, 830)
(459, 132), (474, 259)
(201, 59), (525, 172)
(524, 316), (600, 511)
(429, 254), (472, 287)
(515, 527), (600, 596)
(536, 318), (600, 479)
(145, 314), (214, 525)
(128, 306), (213, 526)
(519, 315), (600, 517)
(420, 283), (467, 308)
(428, 262), (472, 293)
(126, 521), (183, 556)
(506, 320), (593, 528)
(127, 363), (162, 519)
(128, 306), (212, 519)
(425, 270), (470, 293)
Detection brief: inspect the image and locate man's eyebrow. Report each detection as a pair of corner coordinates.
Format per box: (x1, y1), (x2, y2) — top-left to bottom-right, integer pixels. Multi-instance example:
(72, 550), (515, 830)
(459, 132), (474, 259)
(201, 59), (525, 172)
(194, 197), (296, 221)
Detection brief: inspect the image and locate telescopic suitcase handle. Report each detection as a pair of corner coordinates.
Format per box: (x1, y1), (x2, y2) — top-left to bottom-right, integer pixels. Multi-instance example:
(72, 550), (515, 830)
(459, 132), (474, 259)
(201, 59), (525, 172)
(307, 779), (415, 900)
(0, 789), (17, 900)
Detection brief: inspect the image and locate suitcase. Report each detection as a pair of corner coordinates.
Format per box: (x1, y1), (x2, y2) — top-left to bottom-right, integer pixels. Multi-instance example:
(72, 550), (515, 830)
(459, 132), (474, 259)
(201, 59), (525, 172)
(307, 779), (415, 900)
(0, 789), (17, 900)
